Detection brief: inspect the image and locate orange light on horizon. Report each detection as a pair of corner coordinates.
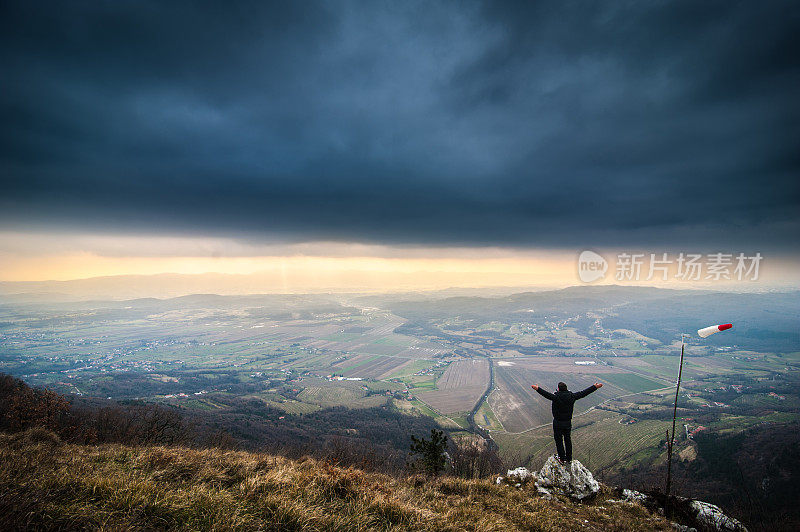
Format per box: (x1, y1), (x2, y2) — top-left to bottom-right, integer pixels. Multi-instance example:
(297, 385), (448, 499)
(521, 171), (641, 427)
(0, 231), (574, 286)
(0, 252), (570, 284)
(0, 231), (796, 292)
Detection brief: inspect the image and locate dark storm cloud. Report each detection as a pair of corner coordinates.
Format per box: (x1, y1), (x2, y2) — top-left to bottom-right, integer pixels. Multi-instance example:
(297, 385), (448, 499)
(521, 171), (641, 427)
(1, 0), (798, 250)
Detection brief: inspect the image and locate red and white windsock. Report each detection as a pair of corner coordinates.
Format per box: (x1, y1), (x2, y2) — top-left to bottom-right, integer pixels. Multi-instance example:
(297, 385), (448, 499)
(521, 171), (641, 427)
(697, 323), (733, 338)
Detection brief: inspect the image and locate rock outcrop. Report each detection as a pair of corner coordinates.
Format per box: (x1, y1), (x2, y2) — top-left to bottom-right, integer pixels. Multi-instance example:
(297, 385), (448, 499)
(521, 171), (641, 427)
(535, 456), (599, 501)
(495, 466), (535, 488)
(688, 500), (748, 532)
(608, 487), (748, 532)
(505, 466), (533, 483)
(494, 458), (747, 531)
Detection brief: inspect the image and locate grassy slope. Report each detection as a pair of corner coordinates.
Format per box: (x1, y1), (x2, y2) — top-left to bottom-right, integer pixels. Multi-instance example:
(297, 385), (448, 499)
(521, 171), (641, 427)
(0, 429), (676, 531)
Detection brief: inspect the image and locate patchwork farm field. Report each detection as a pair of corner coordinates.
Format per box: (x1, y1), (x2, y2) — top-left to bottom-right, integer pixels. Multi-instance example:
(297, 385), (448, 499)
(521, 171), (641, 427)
(418, 359), (490, 414)
(598, 372), (668, 393)
(296, 378), (367, 406)
(298, 386), (387, 409)
(331, 354), (408, 379)
(608, 353), (768, 382)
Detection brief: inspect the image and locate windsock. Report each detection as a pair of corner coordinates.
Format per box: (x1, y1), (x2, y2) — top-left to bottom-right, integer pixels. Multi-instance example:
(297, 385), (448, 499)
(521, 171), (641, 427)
(697, 323), (733, 338)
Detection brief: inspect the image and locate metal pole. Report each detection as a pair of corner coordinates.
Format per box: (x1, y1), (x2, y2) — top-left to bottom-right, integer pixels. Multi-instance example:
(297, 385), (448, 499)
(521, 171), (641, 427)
(666, 335), (687, 498)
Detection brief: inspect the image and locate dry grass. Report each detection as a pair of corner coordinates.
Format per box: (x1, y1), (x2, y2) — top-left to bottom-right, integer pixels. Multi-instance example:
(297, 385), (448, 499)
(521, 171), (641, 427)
(0, 428), (675, 531)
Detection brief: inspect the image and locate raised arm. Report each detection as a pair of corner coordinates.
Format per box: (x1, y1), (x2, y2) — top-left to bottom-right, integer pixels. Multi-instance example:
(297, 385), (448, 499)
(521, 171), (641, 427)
(573, 382), (602, 400)
(532, 385), (555, 400)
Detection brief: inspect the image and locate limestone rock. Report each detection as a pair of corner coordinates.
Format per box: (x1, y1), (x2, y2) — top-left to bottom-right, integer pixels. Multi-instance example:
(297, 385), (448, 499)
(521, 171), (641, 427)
(535, 456), (599, 500)
(609, 486), (747, 532)
(688, 500), (747, 532)
(506, 467), (533, 483)
(622, 488), (650, 504)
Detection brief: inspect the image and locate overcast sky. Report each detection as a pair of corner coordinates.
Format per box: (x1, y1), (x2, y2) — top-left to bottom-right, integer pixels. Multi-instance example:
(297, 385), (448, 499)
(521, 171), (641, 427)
(1, 1), (798, 252)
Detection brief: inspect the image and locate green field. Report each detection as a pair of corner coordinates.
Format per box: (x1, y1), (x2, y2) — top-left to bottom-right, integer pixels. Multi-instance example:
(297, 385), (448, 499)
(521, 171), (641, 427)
(298, 386), (364, 406)
(370, 336), (414, 347)
(448, 413), (471, 429)
(475, 401), (504, 431)
(387, 359), (436, 379)
(600, 373), (666, 393)
(339, 355), (381, 373)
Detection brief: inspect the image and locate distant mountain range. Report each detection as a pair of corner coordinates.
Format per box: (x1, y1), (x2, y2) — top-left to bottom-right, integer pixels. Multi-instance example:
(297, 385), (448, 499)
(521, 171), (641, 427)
(0, 271), (558, 301)
(2, 268), (793, 302)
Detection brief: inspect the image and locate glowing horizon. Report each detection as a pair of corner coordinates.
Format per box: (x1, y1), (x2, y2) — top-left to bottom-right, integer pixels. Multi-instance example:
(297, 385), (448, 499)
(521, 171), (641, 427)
(0, 231), (571, 286)
(1, 231), (797, 293)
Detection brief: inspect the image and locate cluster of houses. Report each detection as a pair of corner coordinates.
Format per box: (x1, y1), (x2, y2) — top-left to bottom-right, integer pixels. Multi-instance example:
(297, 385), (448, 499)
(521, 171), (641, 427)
(164, 390), (208, 399)
(730, 354), (760, 361)
(686, 383), (790, 407)
(699, 401), (730, 408)
(413, 360), (449, 377)
(683, 423), (708, 439)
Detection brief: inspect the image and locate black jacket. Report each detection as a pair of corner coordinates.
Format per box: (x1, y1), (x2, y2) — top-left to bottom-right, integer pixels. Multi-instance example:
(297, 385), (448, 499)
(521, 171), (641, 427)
(535, 385), (599, 423)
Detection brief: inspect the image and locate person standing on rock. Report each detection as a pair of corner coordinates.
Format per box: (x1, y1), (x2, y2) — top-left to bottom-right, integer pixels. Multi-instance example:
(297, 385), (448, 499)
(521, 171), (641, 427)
(531, 381), (603, 463)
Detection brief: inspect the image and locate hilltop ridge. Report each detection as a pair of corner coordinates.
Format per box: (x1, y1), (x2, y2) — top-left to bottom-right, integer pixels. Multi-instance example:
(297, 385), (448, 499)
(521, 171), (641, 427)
(1, 428), (680, 531)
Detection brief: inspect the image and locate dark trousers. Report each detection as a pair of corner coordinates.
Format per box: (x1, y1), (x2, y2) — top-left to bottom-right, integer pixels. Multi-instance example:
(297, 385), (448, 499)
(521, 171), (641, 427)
(553, 421), (572, 462)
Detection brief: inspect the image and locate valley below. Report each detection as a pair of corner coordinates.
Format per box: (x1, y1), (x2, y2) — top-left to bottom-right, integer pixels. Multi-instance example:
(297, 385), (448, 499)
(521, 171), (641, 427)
(2, 285), (799, 528)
